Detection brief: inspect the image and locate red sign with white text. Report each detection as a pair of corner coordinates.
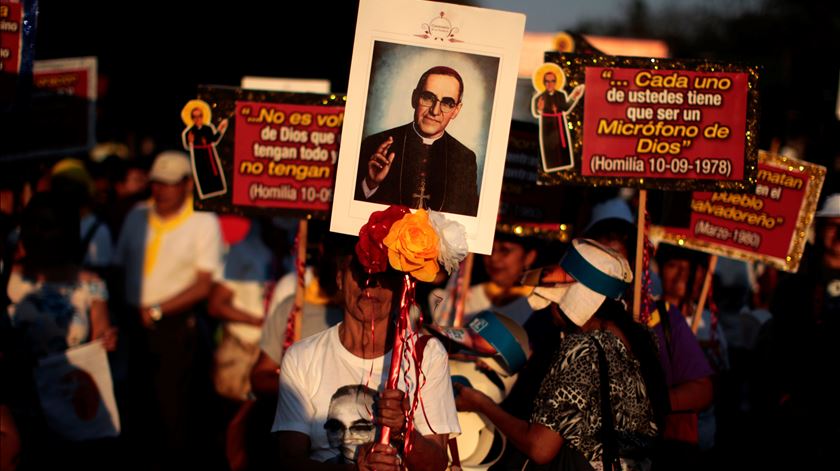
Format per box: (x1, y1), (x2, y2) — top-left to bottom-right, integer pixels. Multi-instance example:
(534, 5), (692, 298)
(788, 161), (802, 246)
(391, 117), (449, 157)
(232, 102), (343, 212)
(33, 70), (90, 99)
(654, 154), (825, 272)
(0, 1), (22, 75)
(582, 67), (748, 181)
(0, 0), (23, 110)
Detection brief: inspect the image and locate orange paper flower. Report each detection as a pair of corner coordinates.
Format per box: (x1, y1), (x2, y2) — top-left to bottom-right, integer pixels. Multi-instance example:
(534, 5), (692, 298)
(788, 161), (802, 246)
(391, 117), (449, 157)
(383, 209), (440, 282)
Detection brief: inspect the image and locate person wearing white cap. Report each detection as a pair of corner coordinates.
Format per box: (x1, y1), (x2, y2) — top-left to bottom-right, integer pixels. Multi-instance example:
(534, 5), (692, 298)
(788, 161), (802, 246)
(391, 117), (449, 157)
(112, 150), (222, 462)
(455, 239), (668, 470)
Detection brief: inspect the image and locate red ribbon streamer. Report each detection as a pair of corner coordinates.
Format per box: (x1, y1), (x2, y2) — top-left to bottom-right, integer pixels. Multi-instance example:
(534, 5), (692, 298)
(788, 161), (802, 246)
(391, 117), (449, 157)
(377, 274), (437, 464)
(380, 275), (412, 447)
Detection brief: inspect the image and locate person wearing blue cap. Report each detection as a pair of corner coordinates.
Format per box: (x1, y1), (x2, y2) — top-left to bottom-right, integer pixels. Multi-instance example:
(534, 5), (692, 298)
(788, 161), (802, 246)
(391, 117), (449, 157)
(454, 239), (668, 470)
(585, 198), (715, 467)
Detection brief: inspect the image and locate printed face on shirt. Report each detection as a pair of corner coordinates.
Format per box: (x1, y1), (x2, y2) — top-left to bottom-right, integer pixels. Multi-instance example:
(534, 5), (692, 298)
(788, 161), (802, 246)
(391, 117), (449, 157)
(324, 385), (377, 462)
(412, 74), (463, 139)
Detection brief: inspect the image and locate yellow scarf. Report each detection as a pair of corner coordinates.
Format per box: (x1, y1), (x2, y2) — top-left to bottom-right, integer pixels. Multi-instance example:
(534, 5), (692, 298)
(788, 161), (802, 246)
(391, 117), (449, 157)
(143, 199), (194, 276)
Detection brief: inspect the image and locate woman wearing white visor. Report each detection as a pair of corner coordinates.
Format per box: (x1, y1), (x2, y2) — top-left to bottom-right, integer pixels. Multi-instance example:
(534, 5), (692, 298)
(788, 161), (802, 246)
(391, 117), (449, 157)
(455, 239), (669, 470)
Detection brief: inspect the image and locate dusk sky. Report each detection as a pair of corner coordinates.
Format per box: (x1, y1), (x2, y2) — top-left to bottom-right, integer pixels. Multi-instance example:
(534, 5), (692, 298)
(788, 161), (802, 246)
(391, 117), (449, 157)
(475, 0), (764, 32)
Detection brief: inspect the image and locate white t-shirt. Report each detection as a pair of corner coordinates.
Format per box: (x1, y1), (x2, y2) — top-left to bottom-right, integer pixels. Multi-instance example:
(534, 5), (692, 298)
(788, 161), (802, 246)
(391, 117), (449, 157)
(267, 267), (315, 319)
(259, 297), (343, 364)
(273, 323), (461, 463)
(215, 231), (276, 344)
(220, 279), (266, 344)
(114, 202), (222, 307)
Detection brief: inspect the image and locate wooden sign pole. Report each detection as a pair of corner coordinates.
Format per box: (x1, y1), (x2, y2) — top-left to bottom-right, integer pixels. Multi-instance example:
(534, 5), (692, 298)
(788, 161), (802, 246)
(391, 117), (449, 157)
(632, 190), (647, 322)
(453, 253), (474, 328)
(691, 254), (718, 334)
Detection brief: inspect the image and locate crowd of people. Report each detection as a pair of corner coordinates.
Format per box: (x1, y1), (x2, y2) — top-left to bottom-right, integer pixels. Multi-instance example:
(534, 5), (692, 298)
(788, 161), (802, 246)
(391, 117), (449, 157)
(1, 146), (838, 471)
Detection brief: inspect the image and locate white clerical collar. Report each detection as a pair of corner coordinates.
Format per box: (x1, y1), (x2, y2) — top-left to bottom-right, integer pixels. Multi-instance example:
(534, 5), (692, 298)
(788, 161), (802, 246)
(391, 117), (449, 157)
(412, 123), (443, 145)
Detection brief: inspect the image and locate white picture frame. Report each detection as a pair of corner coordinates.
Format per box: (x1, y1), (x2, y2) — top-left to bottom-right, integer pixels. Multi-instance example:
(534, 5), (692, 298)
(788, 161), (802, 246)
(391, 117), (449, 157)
(330, 0), (525, 255)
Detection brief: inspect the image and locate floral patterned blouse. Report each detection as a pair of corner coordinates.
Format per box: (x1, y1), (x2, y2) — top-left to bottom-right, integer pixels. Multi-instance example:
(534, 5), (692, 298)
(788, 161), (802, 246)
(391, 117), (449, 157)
(531, 330), (658, 470)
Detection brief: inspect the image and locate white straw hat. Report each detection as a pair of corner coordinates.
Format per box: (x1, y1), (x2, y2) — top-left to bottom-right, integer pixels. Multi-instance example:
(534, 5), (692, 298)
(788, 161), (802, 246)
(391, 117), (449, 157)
(149, 151), (191, 184)
(527, 238), (632, 326)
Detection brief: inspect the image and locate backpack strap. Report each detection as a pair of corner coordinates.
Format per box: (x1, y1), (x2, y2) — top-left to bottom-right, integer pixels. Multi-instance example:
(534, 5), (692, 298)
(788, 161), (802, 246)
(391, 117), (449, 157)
(657, 299), (674, 361)
(593, 338), (620, 471)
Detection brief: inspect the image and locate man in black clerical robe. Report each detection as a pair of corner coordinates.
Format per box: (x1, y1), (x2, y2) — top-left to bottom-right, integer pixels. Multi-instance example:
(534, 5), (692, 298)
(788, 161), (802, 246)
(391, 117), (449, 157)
(532, 71), (583, 171)
(182, 105), (228, 199)
(355, 66), (478, 217)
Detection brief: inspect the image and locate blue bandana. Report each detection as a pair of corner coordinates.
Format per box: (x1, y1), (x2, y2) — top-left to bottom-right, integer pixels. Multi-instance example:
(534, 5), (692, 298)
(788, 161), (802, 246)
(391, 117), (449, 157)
(560, 242), (630, 299)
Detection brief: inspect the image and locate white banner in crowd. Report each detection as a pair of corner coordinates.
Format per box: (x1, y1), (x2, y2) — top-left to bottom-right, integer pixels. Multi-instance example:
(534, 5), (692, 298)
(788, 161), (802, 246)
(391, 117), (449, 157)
(35, 340), (120, 441)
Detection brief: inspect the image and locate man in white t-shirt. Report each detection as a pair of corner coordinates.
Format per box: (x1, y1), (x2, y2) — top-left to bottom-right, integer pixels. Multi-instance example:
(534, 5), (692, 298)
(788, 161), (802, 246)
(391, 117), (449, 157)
(115, 151), (222, 319)
(113, 151), (222, 458)
(273, 256), (459, 469)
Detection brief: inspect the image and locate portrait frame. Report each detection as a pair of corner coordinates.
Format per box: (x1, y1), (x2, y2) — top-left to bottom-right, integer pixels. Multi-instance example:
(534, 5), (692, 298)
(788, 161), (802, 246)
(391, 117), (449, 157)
(330, 0), (525, 255)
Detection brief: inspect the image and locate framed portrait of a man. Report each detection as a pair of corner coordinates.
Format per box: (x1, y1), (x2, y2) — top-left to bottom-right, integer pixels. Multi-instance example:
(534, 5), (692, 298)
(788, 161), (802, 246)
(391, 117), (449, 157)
(331, 0), (525, 255)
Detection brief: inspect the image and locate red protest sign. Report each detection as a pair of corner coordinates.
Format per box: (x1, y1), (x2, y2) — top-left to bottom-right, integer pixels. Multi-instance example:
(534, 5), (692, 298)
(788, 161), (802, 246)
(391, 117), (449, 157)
(582, 67), (747, 181)
(0, 1), (22, 76)
(651, 151), (825, 272)
(34, 67), (93, 99)
(537, 53), (759, 192)
(232, 102), (342, 212)
(191, 86), (345, 219)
